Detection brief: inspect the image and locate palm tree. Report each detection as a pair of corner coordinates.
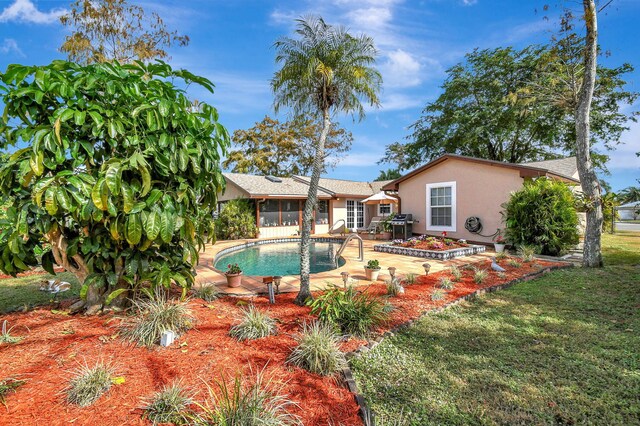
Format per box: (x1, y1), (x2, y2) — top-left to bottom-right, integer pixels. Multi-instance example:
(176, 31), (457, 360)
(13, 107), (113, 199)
(618, 186), (640, 204)
(271, 16), (382, 304)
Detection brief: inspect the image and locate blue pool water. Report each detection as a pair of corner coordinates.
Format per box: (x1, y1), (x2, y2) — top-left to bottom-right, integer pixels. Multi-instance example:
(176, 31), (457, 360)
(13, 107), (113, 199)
(214, 242), (345, 276)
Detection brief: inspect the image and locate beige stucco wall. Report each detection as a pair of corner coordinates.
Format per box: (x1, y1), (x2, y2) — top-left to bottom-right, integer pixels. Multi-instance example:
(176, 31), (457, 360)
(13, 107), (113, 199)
(397, 159), (525, 243)
(218, 181), (249, 202)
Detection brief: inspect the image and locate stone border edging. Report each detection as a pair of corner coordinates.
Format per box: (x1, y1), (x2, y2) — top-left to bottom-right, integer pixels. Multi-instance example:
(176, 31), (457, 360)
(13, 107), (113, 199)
(340, 262), (574, 426)
(373, 243), (486, 260)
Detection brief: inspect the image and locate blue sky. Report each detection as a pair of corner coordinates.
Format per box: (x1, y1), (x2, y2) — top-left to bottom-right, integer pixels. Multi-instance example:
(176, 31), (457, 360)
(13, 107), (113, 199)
(1, 0), (638, 190)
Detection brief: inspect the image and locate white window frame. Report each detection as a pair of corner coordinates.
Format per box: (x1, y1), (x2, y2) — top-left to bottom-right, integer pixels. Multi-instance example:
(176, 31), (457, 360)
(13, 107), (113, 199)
(378, 203), (392, 216)
(346, 199), (366, 230)
(426, 181), (456, 232)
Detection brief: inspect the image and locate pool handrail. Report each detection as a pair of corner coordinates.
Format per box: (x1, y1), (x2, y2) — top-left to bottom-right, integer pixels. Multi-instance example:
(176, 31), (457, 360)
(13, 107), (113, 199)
(335, 233), (363, 263)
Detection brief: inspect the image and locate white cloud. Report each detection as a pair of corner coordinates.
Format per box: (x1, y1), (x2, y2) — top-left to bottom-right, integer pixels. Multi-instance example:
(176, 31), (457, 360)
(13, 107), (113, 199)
(462, 0), (478, 5)
(0, 0), (66, 24)
(382, 49), (422, 88)
(378, 93), (424, 112)
(0, 38), (25, 57)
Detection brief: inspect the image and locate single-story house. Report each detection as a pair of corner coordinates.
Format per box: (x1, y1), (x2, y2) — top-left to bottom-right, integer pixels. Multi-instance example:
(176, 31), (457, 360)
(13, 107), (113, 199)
(219, 173), (396, 238)
(617, 202), (640, 220)
(381, 154), (581, 244)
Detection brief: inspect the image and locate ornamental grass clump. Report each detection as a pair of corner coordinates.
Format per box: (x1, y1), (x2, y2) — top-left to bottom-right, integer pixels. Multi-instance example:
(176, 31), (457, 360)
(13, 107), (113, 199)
(143, 382), (192, 425)
(439, 277), (455, 290)
(507, 259), (522, 268)
(124, 295), (194, 347)
(431, 289), (446, 301)
(194, 369), (301, 426)
(494, 251), (509, 261)
(385, 278), (404, 297)
(474, 268), (488, 284)
(403, 273), (417, 285)
(229, 306), (277, 341)
(288, 321), (346, 376)
(307, 285), (388, 337)
(0, 378), (25, 407)
(449, 265), (463, 282)
(193, 285), (221, 302)
(66, 362), (114, 407)
(518, 245), (537, 263)
(0, 320), (22, 345)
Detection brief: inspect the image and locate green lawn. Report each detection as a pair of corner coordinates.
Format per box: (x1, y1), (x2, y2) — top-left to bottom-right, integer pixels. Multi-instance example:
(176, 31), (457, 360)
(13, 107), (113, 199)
(351, 232), (640, 425)
(0, 272), (81, 314)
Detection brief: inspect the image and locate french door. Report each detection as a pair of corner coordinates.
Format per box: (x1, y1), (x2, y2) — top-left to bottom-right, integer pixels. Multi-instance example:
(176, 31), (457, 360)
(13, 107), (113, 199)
(346, 200), (365, 230)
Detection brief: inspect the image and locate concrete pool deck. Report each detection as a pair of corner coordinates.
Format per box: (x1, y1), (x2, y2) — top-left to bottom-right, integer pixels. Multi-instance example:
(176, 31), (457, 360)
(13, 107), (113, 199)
(195, 235), (496, 296)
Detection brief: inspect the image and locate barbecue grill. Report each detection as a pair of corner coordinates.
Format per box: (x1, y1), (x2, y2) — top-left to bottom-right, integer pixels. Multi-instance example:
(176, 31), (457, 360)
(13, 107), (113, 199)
(391, 214), (413, 240)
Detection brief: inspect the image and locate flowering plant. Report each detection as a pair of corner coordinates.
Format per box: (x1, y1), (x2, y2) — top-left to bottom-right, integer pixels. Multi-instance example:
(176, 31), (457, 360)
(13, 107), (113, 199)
(225, 263), (242, 275)
(441, 231), (447, 238)
(494, 229), (506, 244)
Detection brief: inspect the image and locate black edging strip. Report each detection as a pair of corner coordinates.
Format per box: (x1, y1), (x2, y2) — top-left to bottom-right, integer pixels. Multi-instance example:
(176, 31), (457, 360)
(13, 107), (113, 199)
(340, 262), (574, 426)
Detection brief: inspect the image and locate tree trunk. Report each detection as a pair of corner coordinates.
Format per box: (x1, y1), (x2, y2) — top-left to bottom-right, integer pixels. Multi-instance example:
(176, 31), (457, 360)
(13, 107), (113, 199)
(575, 0), (603, 267)
(295, 108), (331, 305)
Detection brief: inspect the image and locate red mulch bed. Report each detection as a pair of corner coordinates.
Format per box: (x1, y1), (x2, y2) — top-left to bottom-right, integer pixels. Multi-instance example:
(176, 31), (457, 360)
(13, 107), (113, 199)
(0, 257), (565, 426)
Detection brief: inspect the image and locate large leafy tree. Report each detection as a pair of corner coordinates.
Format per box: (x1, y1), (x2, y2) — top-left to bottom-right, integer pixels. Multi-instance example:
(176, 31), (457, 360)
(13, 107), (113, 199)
(381, 41), (635, 171)
(60, 0), (189, 64)
(0, 60), (229, 313)
(374, 169), (401, 181)
(272, 16), (381, 304)
(223, 115), (353, 177)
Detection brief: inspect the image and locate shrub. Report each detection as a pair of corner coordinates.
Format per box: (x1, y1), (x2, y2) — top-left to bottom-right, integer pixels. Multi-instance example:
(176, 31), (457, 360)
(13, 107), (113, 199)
(215, 199), (258, 240)
(143, 382), (192, 425)
(195, 369), (300, 425)
(473, 268), (488, 284)
(403, 273), (417, 285)
(431, 289), (445, 301)
(66, 362), (114, 407)
(123, 296), (194, 347)
(0, 320), (22, 345)
(307, 285), (388, 337)
(507, 259), (522, 268)
(0, 378), (25, 406)
(229, 306), (277, 341)
(439, 277), (454, 290)
(288, 321), (346, 376)
(193, 285), (221, 302)
(449, 266), (463, 282)
(518, 245), (536, 262)
(502, 177), (579, 256)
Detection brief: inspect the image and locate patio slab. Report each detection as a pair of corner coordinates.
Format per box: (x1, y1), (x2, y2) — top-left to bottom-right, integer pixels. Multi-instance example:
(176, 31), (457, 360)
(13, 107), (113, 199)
(195, 235), (495, 296)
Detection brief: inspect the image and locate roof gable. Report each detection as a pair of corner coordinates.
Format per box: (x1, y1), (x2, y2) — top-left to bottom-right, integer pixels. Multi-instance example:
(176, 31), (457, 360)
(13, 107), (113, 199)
(223, 173), (332, 198)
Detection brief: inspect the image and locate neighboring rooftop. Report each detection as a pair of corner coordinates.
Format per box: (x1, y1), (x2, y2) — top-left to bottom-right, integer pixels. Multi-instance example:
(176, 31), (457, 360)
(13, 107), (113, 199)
(522, 157), (579, 180)
(223, 173), (333, 198)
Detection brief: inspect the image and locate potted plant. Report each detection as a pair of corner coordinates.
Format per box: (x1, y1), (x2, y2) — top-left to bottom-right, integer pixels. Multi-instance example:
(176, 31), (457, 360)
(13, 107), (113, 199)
(493, 229), (506, 253)
(378, 214), (394, 240)
(225, 263), (243, 288)
(364, 259), (381, 281)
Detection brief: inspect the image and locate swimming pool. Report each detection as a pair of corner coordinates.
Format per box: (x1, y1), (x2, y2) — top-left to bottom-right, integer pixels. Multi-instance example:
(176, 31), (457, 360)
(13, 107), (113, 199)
(214, 241), (345, 276)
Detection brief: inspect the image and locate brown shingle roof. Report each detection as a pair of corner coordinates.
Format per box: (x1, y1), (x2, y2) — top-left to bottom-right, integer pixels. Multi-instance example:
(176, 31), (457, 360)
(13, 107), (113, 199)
(521, 157), (579, 180)
(223, 173), (333, 198)
(293, 176), (380, 197)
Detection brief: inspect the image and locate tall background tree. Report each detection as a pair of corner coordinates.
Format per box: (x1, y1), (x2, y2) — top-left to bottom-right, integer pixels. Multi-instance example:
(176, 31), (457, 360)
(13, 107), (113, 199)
(375, 169), (401, 181)
(272, 16), (381, 304)
(223, 115), (353, 177)
(380, 36), (635, 171)
(60, 0), (189, 64)
(0, 61), (229, 313)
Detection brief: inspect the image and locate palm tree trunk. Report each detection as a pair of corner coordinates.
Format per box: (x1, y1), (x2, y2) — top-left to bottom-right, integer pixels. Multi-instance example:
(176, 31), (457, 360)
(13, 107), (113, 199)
(576, 0), (603, 267)
(295, 108), (331, 305)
